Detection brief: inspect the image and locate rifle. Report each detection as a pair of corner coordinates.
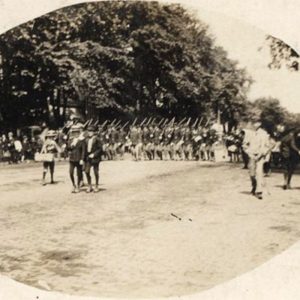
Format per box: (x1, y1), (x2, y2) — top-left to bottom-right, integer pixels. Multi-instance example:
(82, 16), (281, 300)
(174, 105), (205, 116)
(192, 118), (199, 128)
(147, 117), (152, 126)
(94, 120), (99, 126)
(204, 118), (211, 128)
(151, 117), (156, 125)
(83, 120), (90, 130)
(115, 120), (121, 127)
(158, 118), (165, 126)
(101, 120), (108, 128)
(162, 118), (169, 126)
(169, 117), (175, 126)
(186, 117), (191, 126)
(198, 116), (204, 127)
(121, 121), (129, 130)
(132, 118), (138, 127)
(140, 117), (148, 127)
(110, 119), (117, 126)
(178, 117), (186, 125)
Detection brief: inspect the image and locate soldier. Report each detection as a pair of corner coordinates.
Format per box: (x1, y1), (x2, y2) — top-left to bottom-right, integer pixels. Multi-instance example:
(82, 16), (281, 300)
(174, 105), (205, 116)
(84, 125), (103, 193)
(103, 125), (113, 160)
(153, 124), (163, 160)
(142, 124), (154, 160)
(200, 128), (209, 161)
(110, 125), (119, 160)
(117, 125), (127, 159)
(182, 126), (193, 160)
(129, 124), (142, 161)
(67, 124), (85, 193)
(173, 124), (183, 160)
(163, 125), (174, 160)
(207, 128), (218, 161)
(192, 126), (202, 160)
(40, 130), (61, 185)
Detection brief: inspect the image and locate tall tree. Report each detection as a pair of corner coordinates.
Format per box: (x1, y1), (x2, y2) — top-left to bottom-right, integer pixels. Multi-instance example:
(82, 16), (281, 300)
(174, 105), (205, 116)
(0, 1), (252, 127)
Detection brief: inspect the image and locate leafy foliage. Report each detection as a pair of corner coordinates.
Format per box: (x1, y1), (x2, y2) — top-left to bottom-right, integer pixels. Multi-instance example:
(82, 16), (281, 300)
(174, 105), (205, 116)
(0, 1), (252, 128)
(266, 35), (299, 71)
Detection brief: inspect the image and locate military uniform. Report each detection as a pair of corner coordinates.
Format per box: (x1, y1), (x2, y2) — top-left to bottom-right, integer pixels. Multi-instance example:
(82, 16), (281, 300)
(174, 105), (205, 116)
(153, 126), (163, 160)
(129, 126), (143, 161)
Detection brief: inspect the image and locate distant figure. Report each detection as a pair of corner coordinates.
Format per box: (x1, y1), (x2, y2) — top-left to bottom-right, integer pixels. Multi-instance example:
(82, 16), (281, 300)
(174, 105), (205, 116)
(280, 128), (300, 190)
(40, 130), (61, 185)
(240, 129), (254, 169)
(7, 132), (16, 164)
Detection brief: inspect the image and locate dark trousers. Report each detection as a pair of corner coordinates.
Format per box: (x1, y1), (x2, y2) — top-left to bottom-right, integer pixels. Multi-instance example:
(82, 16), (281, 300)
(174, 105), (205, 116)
(283, 156), (299, 187)
(85, 160), (100, 186)
(241, 150), (249, 168)
(69, 161), (83, 187)
(43, 161), (55, 182)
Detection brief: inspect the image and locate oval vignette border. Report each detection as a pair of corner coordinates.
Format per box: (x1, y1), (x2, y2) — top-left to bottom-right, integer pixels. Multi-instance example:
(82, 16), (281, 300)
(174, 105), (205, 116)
(0, 1), (300, 300)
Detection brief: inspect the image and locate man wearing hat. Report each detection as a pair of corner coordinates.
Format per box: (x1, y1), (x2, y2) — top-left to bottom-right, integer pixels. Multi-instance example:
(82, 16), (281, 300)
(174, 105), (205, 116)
(245, 116), (273, 199)
(67, 124), (85, 193)
(84, 125), (103, 193)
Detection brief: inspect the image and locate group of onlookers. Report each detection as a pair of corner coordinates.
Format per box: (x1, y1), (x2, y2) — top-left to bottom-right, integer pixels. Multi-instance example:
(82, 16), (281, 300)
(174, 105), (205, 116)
(0, 132), (43, 164)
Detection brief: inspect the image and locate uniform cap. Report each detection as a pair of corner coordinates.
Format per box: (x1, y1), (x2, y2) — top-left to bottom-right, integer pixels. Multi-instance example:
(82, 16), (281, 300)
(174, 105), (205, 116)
(70, 124), (83, 132)
(87, 125), (97, 132)
(46, 130), (57, 137)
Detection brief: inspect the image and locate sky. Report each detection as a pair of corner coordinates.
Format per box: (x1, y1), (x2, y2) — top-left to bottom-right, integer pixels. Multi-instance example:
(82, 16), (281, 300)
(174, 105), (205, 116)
(182, 5), (300, 113)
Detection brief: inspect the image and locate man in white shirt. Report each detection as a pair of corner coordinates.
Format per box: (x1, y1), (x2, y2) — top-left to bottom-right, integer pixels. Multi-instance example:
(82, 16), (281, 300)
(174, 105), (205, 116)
(245, 119), (274, 199)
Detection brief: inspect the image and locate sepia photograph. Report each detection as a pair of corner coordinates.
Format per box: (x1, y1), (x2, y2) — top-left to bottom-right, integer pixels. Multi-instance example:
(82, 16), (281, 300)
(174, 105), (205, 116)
(0, 0), (300, 299)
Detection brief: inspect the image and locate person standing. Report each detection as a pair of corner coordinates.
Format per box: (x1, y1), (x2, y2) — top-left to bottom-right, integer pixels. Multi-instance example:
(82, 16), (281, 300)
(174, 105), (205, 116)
(280, 128), (300, 190)
(67, 124), (85, 193)
(7, 132), (16, 164)
(240, 129), (251, 169)
(245, 119), (273, 200)
(21, 135), (32, 162)
(40, 130), (61, 185)
(84, 125), (103, 193)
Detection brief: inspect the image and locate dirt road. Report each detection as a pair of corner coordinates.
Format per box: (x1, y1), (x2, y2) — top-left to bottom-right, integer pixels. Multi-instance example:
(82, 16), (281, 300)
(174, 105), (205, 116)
(0, 160), (300, 298)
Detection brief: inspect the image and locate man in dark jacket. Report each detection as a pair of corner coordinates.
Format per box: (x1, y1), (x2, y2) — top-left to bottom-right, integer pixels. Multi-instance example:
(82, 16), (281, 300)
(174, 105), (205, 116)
(280, 128), (300, 190)
(84, 125), (103, 193)
(67, 124), (85, 193)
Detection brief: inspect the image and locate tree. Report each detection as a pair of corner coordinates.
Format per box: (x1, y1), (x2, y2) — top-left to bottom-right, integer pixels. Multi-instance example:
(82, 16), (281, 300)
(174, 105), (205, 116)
(0, 1), (252, 128)
(265, 35), (299, 71)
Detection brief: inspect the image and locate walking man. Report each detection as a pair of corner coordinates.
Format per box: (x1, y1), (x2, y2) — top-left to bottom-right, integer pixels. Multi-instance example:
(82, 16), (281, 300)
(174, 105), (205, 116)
(84, 125), (103, 193)
(245, 118), (273, 200)
(67, 124), (85, 193)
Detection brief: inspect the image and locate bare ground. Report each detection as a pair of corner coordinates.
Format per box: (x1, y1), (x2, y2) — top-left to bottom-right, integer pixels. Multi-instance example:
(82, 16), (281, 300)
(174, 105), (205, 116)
(0, 160), (300, 298)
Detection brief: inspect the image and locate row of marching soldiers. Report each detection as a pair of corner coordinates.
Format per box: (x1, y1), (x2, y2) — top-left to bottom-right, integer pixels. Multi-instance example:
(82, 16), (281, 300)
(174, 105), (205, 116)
(92, 117), (220, 162)
(40, 117), (222, 193)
